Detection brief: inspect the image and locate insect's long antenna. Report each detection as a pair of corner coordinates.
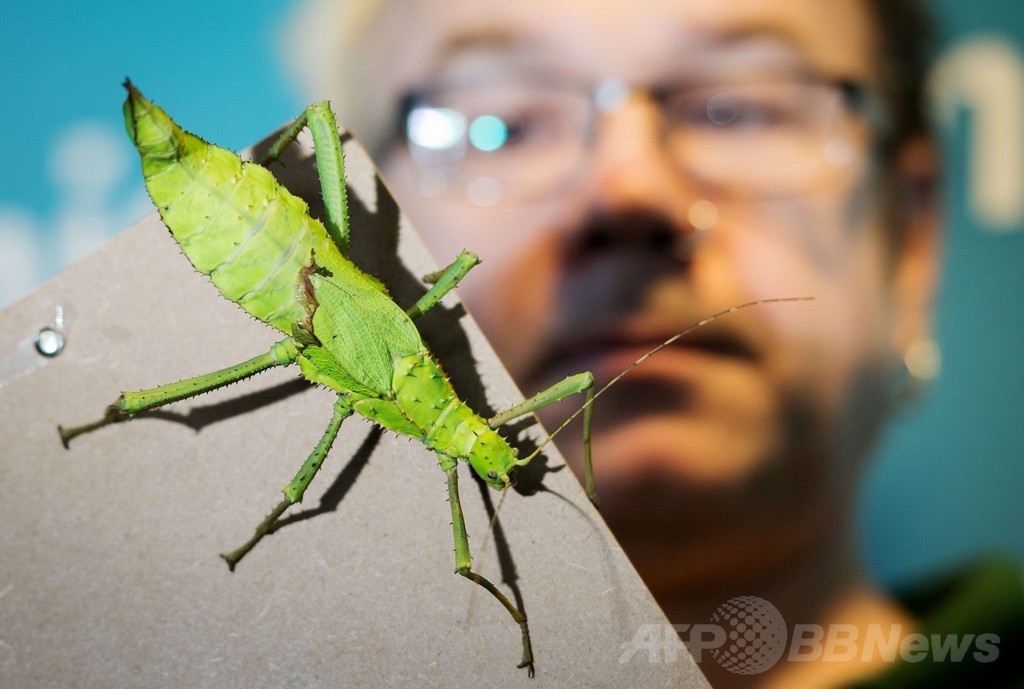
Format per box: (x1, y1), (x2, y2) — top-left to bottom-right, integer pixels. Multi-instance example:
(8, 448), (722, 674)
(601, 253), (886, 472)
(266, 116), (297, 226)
(477, 483), (511, 562)
(464, 483), (512, 619)
(515, 297), (814, 466)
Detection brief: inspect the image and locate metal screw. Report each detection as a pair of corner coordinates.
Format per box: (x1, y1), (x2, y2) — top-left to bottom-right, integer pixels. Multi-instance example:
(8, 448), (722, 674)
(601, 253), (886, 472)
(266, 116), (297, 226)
(35, 327), (65, 357)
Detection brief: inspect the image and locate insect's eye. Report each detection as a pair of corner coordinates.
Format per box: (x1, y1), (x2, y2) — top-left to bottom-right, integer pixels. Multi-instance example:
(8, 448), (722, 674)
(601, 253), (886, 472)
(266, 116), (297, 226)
(487, 471), (498, 480)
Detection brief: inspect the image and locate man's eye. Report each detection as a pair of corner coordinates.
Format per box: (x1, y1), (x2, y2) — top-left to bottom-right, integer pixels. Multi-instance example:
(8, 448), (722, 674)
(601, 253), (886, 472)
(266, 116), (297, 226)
(713, 97), (792, 127)
(673, 91), (801, 132)
(464, 110), (559, 153)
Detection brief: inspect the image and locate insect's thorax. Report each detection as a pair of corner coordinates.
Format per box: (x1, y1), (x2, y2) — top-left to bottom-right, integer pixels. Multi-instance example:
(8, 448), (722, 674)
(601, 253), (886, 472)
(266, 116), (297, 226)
(349, 352), (516, 487)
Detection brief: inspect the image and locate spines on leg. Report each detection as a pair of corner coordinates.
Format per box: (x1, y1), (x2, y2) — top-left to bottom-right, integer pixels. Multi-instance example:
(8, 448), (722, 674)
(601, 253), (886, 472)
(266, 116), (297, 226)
(305, 102), (350, 255)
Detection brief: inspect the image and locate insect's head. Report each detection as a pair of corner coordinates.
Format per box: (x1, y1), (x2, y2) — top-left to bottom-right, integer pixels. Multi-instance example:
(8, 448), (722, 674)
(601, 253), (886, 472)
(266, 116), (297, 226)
(472, 461), (512, 491)
(467, 427), (517, 491)
(482, 468), (512, 491)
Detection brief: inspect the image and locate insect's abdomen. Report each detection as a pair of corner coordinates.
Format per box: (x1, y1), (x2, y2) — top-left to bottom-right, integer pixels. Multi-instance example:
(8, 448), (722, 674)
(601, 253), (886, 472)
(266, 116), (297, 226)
(123, 82), (348, 333)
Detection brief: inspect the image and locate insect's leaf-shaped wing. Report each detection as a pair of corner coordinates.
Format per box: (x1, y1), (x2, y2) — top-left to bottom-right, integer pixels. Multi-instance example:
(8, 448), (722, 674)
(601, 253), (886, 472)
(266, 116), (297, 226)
(307, 269), (423, 396)
(123, 81), (352, 333)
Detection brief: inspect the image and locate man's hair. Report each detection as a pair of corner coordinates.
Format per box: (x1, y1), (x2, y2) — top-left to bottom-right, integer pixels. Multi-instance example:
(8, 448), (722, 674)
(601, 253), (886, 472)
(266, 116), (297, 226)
(866, 0), (936, 149)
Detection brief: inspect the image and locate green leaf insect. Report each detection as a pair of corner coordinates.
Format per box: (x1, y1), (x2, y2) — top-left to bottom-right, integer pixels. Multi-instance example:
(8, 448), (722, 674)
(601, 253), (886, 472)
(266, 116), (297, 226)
(58, 81), (809, 676)
(58, 80), (605, 676)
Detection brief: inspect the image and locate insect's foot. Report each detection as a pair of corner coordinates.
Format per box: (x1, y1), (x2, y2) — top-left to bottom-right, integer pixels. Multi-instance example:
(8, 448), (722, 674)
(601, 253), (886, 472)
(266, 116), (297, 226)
(219, 551), (241, 572)
(57, 424), (75, 449)
(220, 536), (265, 572)
(57, 405), (125, 448)
(220, 498), (292, 572)
(518, 620), (535, 678)
(57, 418), (96, 448)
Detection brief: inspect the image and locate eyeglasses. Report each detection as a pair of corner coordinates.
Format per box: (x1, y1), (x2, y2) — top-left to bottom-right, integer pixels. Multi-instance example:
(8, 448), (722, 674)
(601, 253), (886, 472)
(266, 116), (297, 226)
(397, 73), (885, 206)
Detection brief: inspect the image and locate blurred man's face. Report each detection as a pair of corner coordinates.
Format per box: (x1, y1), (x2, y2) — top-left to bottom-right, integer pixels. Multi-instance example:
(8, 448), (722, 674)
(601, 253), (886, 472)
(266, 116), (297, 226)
(366, 0), (932, 585)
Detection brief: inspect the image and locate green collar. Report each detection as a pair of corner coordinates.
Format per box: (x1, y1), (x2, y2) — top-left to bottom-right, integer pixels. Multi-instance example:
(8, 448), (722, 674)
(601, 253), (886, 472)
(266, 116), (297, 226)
(845, 555), (1024, 689)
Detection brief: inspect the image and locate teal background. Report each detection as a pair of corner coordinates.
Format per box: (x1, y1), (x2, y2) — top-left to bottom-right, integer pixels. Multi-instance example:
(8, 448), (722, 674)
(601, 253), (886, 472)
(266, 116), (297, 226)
(0, 2), (1020, 586)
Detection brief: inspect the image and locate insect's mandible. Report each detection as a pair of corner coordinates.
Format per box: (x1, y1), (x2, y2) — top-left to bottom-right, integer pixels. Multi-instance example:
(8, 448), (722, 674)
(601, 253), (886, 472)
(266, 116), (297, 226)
(59, 81), (811, 676)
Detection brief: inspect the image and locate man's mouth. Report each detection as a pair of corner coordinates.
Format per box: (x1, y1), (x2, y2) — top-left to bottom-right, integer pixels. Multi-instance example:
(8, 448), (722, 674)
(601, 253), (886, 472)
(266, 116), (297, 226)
(532, 325), (759, 386)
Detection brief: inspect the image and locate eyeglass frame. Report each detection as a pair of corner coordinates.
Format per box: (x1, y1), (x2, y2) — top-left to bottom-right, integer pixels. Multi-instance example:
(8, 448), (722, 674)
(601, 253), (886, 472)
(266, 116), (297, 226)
(392, 70), (892, 203)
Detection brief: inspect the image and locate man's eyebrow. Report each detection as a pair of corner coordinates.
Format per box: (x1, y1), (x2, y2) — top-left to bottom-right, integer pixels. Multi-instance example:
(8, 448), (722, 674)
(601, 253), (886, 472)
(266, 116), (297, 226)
(432, 22), (808, 56)
(431, 25), (537, 64)
(702, 22), (813, 57)
(426, 20), (827, 78)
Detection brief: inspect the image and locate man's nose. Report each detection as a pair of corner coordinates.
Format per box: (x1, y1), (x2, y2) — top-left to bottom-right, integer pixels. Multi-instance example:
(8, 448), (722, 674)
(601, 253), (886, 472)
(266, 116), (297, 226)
(581, 95), (707, 237)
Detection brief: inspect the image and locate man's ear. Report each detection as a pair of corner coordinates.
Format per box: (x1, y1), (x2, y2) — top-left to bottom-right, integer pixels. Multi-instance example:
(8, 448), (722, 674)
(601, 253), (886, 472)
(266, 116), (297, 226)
(889, 137), (943, 361)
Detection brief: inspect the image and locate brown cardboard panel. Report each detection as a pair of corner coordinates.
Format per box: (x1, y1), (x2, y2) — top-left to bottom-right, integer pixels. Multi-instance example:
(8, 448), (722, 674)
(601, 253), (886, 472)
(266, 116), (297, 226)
(0, 123), (707, 688)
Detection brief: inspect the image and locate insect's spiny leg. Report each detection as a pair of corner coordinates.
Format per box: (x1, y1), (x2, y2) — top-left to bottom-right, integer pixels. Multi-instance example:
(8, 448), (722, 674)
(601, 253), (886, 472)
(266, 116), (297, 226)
(305, 102), (350, 256)
(256, 110), (310, 167)
(581, 385), (597, 507)
(58, 338), (300, 448)
(444, 461), (534, 676)
(221, 396), (353, 570)
(486, 372), (599, 506)
(405, 251), (481, 320)
(220, 499), (290, 572)
(487, 372), (594, 429)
